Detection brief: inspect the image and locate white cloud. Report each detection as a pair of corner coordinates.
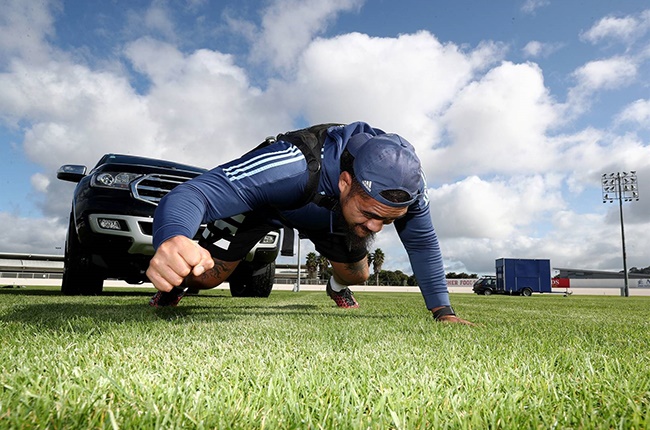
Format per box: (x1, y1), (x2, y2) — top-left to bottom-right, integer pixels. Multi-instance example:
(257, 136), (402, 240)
(282, 31), (505, 154)
(522, 41), (543, 57)
(566, 56), (638, 116)
(144, 2), (177, 40)
(123, 37), (292, 166)
(0, 58), (162, 170)
(247, 0), (364, 73)
(186, 0), (208, 11)
(560, 132), (650, 196)
(0, 213), (66, 254)
(581, 10), (650, 45)
(0, 0), (58, 64)
(572, 57), (637, 90)
(521, 0), (549, 15)
(522, 40), (563, 58)
(123, 1), (178, 43)
(0, 35), (297, 222)
(439, 203), (649, 275)
(30, 173), (50, 193)
(436, 61), (559, 178)
(615, 99), (650, 128)
(429, 175), (564, 241)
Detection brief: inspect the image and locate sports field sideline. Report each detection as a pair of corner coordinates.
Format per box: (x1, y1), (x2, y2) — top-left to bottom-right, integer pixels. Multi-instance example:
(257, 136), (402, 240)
(2, 276), (650, 296)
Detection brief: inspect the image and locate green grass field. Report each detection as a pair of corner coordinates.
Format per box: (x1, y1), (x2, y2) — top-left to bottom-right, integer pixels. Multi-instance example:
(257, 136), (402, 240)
(0, 286), (648, 429)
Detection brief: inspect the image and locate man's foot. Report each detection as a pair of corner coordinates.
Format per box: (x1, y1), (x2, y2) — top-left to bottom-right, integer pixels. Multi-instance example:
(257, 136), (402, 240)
(149, 287), (186, 308)
(326, 281), (359, 308)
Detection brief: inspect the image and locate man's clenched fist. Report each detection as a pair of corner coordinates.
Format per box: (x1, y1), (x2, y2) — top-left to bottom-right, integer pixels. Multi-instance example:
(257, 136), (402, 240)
(146, 236), (214, 292)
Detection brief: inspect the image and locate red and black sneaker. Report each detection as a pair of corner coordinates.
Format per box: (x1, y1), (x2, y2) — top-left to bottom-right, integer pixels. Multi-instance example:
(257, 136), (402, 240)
(149, 287), (187, 308)
(326, 281), (359, 308)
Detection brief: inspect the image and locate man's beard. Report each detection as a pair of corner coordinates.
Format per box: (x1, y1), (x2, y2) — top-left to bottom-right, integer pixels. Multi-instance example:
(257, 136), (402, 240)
(335, 211), (376, 251)
(344, 224), (376, 251)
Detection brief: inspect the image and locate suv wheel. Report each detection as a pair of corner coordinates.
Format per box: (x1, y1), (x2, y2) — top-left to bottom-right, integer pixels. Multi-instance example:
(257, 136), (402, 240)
(483, 289), (493, 296)
(61, 215), (104, 295)
(229, 261), (275, 298)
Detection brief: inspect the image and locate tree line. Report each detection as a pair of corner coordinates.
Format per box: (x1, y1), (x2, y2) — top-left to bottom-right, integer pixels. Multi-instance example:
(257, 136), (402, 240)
(304, 249), (478, 286)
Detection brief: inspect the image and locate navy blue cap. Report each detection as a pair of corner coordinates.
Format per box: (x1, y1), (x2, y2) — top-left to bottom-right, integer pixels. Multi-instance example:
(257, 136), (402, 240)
(346, 132), (423, 207)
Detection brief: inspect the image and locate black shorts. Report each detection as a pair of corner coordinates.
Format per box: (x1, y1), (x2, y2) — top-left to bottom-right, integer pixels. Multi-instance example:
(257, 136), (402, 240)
(198, 211), (368, 264)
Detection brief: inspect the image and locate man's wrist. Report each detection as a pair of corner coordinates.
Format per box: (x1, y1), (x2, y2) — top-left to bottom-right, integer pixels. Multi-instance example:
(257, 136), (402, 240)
(431, 306), (455, 321)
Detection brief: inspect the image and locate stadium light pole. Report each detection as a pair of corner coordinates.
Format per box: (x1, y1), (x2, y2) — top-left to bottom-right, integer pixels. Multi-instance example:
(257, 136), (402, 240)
(601, 171), (640, 297)
(293, 236), (301, 293)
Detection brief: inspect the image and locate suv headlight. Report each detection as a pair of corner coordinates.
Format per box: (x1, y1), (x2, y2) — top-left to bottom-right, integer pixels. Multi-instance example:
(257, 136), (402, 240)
(260, 234), (277, 245)
(93, 172), (142, 189)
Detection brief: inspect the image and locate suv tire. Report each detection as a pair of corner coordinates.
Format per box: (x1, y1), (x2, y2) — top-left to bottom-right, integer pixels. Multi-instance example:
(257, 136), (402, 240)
(61, 215), (104, 295)
(229, 261), (275, 298)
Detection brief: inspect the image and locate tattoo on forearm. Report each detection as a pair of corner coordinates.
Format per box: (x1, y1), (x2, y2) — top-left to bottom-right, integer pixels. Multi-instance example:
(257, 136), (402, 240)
(195, 259), (233, 285)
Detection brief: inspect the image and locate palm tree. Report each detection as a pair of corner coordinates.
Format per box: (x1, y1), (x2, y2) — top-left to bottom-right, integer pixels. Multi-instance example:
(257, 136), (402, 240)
(371, 248), (385, 286)
(318, 254), (330, 281)
(305, 252), (318, 279)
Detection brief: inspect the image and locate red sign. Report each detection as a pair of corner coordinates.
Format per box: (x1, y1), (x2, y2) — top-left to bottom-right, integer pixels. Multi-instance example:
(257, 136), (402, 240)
(552, 278), (570, 288)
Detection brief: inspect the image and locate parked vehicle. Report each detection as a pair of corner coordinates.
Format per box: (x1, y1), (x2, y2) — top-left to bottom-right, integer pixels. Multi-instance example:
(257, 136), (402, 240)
(57, 153), (280, 297)
(472, 275), (497, 295)
(473, 258), (552, 296)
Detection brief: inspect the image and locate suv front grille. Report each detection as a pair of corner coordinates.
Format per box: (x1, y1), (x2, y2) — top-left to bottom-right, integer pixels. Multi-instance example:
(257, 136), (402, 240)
(131, 174), (192, 205)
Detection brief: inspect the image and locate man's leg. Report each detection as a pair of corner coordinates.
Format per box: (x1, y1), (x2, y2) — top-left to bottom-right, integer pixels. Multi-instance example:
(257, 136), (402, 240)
(302, 228), (370, 309)
(329, 257), (370, 285)
(326, 257), (369, 308)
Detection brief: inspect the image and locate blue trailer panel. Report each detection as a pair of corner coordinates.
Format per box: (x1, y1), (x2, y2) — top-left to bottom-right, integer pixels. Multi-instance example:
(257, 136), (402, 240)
(495, 258), (551, 295)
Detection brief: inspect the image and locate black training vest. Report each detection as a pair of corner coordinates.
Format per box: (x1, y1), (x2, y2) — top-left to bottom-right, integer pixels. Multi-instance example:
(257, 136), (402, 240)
(251, 123), (342, 211)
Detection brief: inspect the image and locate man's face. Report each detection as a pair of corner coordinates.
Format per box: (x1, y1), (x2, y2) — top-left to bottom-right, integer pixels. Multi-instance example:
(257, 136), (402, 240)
(338, 172), (409, 241)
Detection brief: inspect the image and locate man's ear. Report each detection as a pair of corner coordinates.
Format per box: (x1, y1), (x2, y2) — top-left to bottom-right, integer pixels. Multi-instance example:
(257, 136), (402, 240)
(338, 171), (353, 195)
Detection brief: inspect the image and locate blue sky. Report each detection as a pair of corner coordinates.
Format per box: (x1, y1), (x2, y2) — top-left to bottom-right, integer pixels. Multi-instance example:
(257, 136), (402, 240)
(1, 0), (649, 274)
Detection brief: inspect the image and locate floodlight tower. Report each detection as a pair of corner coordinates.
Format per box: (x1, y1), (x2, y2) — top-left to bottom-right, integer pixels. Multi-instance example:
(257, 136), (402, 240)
(601, 171), (640, 297)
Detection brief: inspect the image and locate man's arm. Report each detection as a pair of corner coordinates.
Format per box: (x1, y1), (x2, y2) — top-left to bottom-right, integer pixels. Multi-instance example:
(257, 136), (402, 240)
(395, 201), (474, 325)
(148, 141), (310, 290)
(395, 203), (449, 309)
(153, 140), (310, 249)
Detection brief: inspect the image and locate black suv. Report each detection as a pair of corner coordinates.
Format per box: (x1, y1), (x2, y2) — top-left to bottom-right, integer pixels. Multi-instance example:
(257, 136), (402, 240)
(57, 153), (280, 297)
(472, 276), (498, 295)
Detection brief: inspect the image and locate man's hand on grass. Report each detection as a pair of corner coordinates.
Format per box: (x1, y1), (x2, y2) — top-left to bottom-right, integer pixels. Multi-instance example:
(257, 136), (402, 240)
(146, 235), (214, 292)
(436, 314), (475, 325)
(430, 306), (475, 325)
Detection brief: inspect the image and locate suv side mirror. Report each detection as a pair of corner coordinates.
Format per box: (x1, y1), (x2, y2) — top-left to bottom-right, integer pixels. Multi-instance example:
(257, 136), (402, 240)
(57, 164), (87, 183)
